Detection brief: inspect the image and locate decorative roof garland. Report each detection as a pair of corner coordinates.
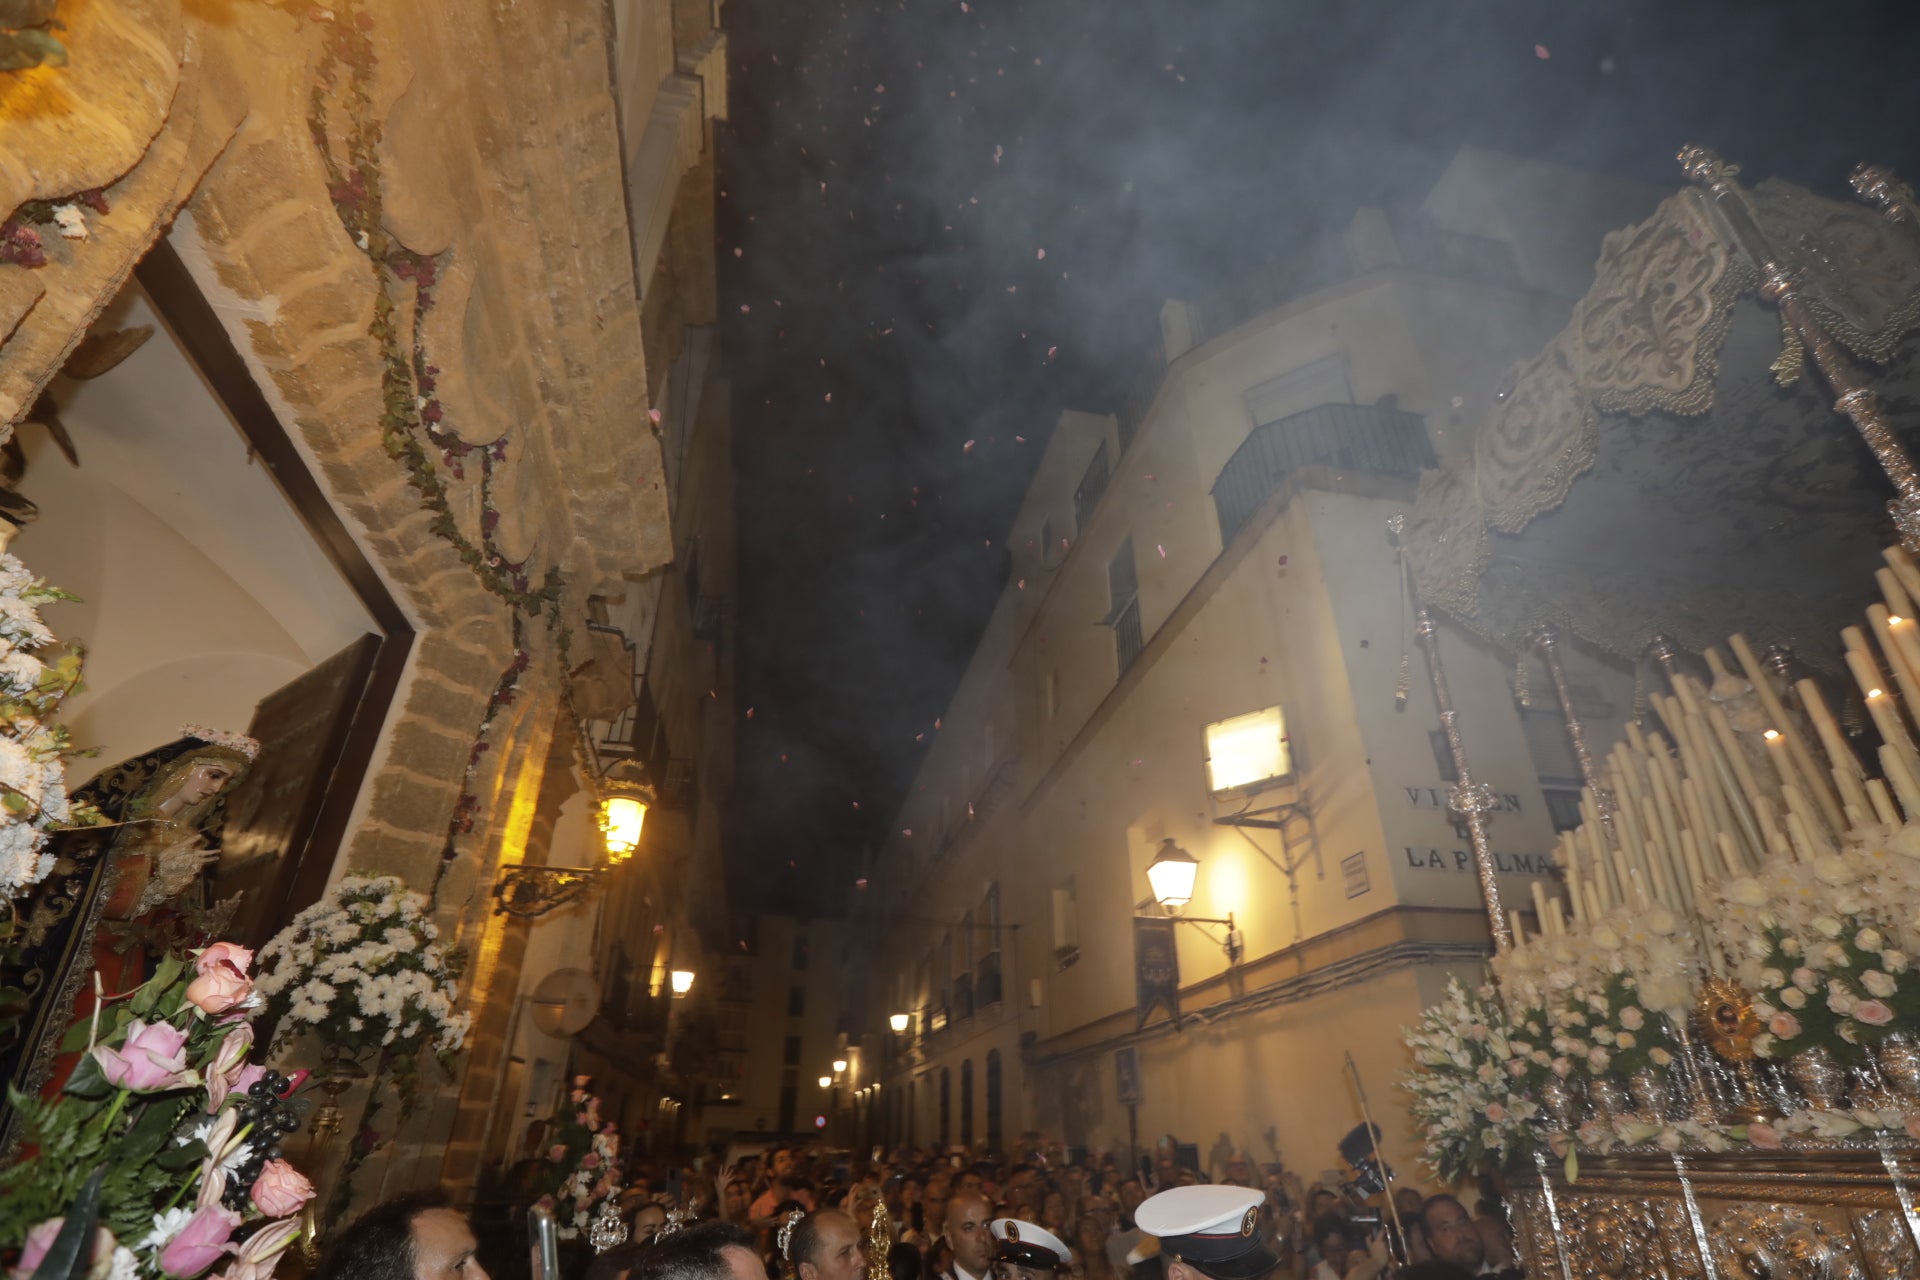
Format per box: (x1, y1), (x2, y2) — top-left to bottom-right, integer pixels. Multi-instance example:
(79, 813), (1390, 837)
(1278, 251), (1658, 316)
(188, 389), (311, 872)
(308, 4), (564, 619)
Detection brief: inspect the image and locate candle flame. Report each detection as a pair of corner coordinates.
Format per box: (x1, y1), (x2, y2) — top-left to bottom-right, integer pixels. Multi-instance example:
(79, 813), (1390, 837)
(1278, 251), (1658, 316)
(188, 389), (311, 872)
(1763, 728), (1781, 741)
(1871, 688), (1886, 699)
(1893, 616), (1907, 625)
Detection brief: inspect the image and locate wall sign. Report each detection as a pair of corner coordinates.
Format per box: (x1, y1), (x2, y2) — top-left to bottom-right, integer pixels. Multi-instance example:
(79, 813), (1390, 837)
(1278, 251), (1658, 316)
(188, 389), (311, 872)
(1404, 785), (1524, 813)
(1402, 847), (1555, 875)
(1341, 851), (1370, 899)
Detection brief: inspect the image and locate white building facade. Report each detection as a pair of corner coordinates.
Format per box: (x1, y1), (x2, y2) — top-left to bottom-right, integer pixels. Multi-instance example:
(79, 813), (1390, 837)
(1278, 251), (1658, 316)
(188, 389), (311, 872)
(865, 151), (1661, 1184)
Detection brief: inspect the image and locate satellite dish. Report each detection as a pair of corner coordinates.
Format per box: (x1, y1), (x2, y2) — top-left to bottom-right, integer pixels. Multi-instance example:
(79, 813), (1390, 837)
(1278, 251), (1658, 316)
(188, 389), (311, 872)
(530, 968), (601, 1037)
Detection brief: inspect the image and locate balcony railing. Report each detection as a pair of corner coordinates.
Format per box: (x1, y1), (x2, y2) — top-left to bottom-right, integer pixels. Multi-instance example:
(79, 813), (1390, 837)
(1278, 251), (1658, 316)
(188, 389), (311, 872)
(953, 973), (975, 1022)
(976, 951), (1003, 1007)
(1212, 402), (1438, 546)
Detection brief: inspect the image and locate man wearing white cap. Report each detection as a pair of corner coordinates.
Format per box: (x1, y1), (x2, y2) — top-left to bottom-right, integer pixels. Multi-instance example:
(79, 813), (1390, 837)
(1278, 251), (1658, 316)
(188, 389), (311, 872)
(1132, 1186), (1282, 1280)
(988, 1219), (1071, 1280)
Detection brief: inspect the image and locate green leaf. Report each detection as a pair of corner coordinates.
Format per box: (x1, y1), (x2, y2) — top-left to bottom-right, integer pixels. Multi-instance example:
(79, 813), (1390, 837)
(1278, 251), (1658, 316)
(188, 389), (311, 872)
(29, 1165), (104, 1280)
(61, 1053), (112, 1101)
(150, 953), (185, 993)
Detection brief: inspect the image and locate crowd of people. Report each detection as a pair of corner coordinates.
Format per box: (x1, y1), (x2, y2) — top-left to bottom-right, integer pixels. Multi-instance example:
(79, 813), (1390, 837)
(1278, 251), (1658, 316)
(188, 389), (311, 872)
(322, 1135), (1524, 1280)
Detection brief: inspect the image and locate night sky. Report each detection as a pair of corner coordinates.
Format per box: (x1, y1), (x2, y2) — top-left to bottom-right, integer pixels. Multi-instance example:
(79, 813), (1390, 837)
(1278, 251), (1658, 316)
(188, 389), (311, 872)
(714, 0), (1920, 911)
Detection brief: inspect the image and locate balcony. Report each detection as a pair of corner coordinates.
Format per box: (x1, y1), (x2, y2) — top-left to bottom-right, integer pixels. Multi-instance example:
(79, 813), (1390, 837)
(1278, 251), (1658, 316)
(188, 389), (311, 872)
(976, 951), (1003, 1008)
(953, 973), (975, 1022)
(1212, 402), (1437, 546)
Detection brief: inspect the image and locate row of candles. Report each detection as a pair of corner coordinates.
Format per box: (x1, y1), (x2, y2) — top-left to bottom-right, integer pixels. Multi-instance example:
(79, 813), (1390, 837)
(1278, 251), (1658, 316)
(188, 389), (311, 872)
(1511, 545), (1920, 960)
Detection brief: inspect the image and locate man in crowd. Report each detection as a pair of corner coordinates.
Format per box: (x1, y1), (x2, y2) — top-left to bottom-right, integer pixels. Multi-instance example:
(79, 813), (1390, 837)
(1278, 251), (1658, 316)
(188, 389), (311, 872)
(1420, 1195), (1520, 1279)
(626, 1221), (763, 1280)
(939, 1190), (997, 1280)
(1133, 1185), (1282, 1280)
(319, 1191), (491, 1280)
(790, 1210), (869, 1280)
(988, 1217), (1071, 1280)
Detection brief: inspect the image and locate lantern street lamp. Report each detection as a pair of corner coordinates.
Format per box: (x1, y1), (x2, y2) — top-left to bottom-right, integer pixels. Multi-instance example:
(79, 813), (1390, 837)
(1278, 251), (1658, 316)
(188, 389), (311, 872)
(818, 1076), (833, 1089)
(889, 1012), (910, 1033)
(832, 1058), (848, 1074)
(670, 969), (695, 997)
(1145, 839), (1200, 910)
(598, 793), (649, 862)
(1138, 839), (1243, 964)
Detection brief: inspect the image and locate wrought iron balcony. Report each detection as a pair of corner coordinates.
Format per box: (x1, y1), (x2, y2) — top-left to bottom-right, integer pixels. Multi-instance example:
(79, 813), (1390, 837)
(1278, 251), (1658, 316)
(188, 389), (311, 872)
(1212, 401), (1437, 546)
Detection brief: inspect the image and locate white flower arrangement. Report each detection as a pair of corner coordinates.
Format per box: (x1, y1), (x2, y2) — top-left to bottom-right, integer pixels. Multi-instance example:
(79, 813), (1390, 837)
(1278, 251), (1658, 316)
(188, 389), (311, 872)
(256, 875), (470, 1086)
(1401, 977), (1546, 1183)
(0, 552), (95, 901)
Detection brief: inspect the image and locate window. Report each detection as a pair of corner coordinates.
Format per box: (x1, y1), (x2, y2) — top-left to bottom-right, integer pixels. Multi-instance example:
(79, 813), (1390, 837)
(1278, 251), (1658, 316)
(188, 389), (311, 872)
(1521, 707), (1584, 787)
(792, 934), (810, 971)
(1074, 442), (1111, 530)
(1544, 788), (1584, 833)
(1106, 540), (1142, 673)
(961, 1058), (975, 1148)
(1204, 706), (1292, 795)
(788, 985), (806, 1017)
(783, 1035), (802, 1066)
(985, 883), (1002, 953)
(985, 1050), (1004, 1155)
(939, 1067), (952, 1147)
(1052, 878), (1079, 966)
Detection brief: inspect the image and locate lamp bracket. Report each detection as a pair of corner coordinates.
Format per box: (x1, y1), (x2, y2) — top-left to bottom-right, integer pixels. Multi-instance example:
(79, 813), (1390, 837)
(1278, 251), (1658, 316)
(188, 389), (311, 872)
(492, 865), (605, 918)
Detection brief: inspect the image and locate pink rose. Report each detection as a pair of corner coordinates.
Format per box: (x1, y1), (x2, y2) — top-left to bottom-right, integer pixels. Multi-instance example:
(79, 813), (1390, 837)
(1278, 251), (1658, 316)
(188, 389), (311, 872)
(1768, 1012), (1803, 1040)
(1906, 1115), (1920, 1143)
(195, 942), (254, 979)
(157, 1205), (240, 1278)
(1483, 1103), (1508, 1123)
(1748, 1123), (1783, 1149)
(185, 956), (254, 1017)
(1856, 1000), (1895, 1026)
(580, 1152), (600, 1169)
(13, 1219), (115, 1280)
(204, 1026), (255, 1114)
(93, 1019), (195, 1093)
(249, 1159), (315, 1218)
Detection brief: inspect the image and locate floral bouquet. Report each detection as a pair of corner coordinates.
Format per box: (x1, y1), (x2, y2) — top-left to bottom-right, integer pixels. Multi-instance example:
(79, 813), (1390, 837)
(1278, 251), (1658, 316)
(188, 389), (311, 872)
(0, 553), (99, 902)
(253, 874), (469, 1102)
(1400, 978), (1545, 1184)
(0, 942), (316, 1280)
(535, 1077), (623, 1241)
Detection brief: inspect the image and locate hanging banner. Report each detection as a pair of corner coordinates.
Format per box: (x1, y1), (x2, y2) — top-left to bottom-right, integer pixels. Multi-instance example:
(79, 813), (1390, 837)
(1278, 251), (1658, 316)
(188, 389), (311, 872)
(1133, 916), (1182, 1031)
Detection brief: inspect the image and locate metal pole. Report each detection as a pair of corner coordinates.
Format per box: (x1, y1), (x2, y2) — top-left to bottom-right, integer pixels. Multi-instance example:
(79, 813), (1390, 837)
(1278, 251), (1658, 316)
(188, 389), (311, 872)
(1415, 606), (1511, 951)
(1681, 146), (1920, 550)
(1532, 624), (1612, 819)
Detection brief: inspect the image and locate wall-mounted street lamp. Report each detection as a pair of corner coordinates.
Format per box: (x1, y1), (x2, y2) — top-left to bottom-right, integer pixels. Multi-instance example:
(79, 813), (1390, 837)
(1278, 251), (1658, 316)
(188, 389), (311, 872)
(598, 792), (649, 862)
(1140, 839), (1244, 963)
(818, 1075), (833, 1089)
(1145, 839), (1200, 909)
(670, 969), (696, 997)
(888, 1012), (910, 1033)
(832, 1058), (848, 1074)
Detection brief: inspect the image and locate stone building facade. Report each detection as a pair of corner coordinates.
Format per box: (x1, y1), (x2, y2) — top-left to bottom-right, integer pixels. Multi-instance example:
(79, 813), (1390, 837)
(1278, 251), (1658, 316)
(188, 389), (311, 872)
(2, 0), (729, 1210)
(861, 152), (1660, 1181)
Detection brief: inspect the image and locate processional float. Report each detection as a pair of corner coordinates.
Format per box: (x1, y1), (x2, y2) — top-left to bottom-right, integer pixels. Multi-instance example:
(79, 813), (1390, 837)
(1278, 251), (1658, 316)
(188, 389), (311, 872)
(1397, 149), (1920, 1278)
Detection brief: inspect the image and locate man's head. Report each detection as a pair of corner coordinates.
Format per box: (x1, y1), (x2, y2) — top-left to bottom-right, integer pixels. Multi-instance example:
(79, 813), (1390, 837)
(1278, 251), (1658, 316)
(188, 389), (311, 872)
(989, 1219), (1069, 1280)
(791, 1211), (866, 1280)
(1307, 1190), (1339, 1220)
(319, 1191), (489, 1280)
(1134, 1185), (1279, 1280)
(632, 1221), (762, 1280)
(1393, 1188), (1426, 1218)
(1221, 1156), (1254, 1188)
(771, 1147), (797, 1179)
(1001, 1166), (1039, 1213)
(1117, 1179), (1146, 1221)
(944, 1192), (996, 1276)
(1420, 1196), (1486, 1271)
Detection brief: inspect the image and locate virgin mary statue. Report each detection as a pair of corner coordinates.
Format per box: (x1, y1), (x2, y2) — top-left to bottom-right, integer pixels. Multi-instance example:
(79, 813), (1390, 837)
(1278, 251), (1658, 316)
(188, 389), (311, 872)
(0, 726), (257, 1124)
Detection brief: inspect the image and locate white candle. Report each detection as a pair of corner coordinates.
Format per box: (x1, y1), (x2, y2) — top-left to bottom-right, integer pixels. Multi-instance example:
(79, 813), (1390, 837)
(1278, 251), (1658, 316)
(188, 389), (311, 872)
(1869, 777), (1902, 827)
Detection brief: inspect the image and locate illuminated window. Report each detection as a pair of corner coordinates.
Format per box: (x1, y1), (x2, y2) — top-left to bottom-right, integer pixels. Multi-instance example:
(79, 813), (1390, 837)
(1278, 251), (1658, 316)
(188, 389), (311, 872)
(1204, 706), (1292, 795)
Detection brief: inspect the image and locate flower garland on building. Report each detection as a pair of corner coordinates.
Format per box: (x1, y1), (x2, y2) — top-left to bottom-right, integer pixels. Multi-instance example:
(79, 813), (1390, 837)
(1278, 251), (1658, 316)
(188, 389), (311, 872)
(0, 943), (316, 1280)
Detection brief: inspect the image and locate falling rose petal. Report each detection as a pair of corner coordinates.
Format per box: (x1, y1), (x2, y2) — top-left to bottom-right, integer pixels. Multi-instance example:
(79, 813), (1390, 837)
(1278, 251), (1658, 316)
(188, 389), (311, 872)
(852, 801), (861, 810)
(825, 393), (832, 403)
(1036, 248), (1046, 260)
(733, 247), (744, 257)
(855, 878), (868, 888)
(901, 828), (912, 837)
(746, 707), (755, 719)
(740, 304), (751, 312)
(648, 408), (662, 424)
(1534, 43), (1550, 58)
(963, 439), (976, 453)
(934, 718), (942, 729)
(915, 733), (924, 742)
(1157, 544), (1167, 558)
